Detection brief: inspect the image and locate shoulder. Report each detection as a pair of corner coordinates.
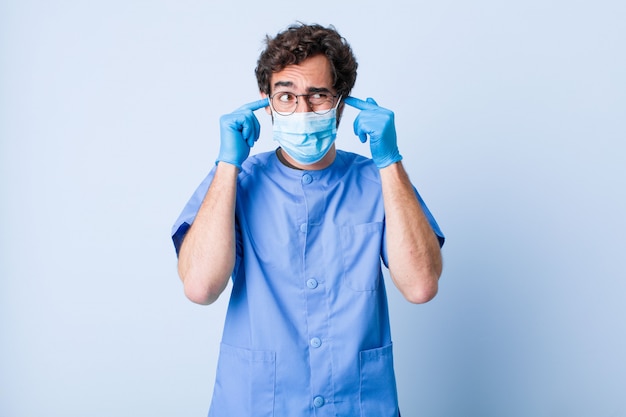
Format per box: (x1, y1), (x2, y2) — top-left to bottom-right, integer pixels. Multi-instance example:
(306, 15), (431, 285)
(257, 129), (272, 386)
(336, 150), (381, 184)
(238, 150), (277, 180)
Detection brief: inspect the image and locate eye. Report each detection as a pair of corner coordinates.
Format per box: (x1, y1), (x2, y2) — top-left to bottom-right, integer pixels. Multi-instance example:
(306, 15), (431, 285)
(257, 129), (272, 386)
(309, 92), (331, 104)
(277, 92), (296, 103)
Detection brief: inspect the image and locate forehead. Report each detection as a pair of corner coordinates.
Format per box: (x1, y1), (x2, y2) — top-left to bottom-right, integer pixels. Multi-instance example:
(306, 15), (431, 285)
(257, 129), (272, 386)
(270, 54), (333, 92)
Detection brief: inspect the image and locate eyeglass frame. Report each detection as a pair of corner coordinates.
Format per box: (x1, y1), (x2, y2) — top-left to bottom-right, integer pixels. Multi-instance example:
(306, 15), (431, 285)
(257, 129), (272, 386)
(268, 91), (342, 116)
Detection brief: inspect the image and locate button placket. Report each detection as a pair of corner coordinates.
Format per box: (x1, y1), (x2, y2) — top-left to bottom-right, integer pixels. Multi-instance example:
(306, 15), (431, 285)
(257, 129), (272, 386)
(301, 171), (332, 414)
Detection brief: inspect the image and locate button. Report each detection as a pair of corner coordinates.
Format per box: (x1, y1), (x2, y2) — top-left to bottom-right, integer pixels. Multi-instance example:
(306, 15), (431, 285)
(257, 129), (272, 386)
(313, 396), (324, 408)
(306, 279), (318, 289)
(300, 223), (307, 233)
(310, 337), (322, 348)
(302, 174), (313, 184)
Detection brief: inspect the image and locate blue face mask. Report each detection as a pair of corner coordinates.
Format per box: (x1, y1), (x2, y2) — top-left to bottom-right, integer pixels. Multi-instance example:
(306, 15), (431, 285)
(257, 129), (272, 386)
(271, 107), (339, 165)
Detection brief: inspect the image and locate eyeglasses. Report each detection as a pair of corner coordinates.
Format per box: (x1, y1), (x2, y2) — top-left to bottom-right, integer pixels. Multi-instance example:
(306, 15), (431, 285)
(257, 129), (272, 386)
(269, 91), (340, 116)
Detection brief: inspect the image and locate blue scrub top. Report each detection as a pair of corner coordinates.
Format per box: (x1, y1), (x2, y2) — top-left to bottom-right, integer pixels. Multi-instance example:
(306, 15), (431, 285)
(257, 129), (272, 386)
(172, 150), (444, 417)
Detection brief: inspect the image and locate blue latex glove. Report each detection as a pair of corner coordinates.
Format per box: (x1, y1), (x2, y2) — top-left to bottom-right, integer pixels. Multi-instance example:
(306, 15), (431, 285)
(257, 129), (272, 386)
(344, 96), (402, 169)
(217, 98), (269, 169)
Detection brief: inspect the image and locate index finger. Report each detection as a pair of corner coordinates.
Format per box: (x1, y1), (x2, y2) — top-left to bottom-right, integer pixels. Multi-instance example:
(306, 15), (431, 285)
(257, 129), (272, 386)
(343, 96), (378, 111)
(236, 98), (269, 112)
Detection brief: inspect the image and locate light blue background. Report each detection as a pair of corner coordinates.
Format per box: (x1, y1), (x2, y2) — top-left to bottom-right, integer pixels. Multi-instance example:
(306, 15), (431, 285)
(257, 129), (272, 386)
(1, 1), (625, 416)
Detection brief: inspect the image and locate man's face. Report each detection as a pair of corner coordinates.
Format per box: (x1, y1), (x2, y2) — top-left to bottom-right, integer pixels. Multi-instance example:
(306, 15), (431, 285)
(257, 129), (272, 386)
(262, 54), (344, 119)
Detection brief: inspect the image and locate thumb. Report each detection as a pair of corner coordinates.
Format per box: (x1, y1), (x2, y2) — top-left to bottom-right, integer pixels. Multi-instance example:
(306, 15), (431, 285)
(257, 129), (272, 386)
(366, 97), (378, 106)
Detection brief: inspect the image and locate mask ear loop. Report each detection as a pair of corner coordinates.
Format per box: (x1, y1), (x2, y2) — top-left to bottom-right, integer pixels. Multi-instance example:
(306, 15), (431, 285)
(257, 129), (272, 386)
(334, 95), (343, 110)
(333, 95), (345, 127)
(267, 95), (278, 116)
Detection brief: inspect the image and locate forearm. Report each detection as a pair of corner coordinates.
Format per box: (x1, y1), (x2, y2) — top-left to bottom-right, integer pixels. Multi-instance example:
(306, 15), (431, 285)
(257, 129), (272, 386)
(380, 162), (442, 304)
(177, 162), (238, 305)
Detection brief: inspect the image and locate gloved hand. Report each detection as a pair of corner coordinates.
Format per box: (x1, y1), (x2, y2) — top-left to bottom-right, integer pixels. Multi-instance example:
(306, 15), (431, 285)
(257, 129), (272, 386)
(217, 98), (269, 169)
(344, 96), (402, 169)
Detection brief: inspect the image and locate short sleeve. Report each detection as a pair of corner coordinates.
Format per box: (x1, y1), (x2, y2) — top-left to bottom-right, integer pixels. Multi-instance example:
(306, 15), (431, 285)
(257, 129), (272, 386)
(381, 186), (445, 267)
(414, 187), (445, 248)
(171, 167), (217, 256)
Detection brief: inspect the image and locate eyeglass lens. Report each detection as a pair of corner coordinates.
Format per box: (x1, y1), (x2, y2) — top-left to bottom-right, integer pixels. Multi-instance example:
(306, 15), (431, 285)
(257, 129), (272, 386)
(271, 92), (336, 115)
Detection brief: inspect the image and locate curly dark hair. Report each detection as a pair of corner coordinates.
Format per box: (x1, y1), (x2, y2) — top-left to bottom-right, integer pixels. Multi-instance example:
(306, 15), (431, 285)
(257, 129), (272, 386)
(255, 23), (358, 98)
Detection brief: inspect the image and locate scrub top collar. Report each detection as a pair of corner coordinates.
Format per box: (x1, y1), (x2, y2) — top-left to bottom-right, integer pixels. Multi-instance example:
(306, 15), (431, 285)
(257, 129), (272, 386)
(270, 146), (351, 186)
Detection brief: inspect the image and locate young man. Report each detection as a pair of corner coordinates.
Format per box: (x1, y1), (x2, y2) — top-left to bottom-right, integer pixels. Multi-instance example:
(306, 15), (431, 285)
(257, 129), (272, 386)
(172, 23), (444, 417)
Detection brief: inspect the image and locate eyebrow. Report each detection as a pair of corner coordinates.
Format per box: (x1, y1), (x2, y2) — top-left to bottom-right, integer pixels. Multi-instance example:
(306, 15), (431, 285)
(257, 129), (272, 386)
(272, 81), (332, 94)
(307, 86), (332, 94)
(273, 81), (294, 89)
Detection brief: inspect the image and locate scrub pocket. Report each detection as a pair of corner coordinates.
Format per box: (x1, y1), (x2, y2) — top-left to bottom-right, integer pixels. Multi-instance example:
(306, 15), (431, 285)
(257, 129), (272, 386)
(340, 222), (384, 291)
(359, 343), (399, 417)
(209, 343), (276, 417)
